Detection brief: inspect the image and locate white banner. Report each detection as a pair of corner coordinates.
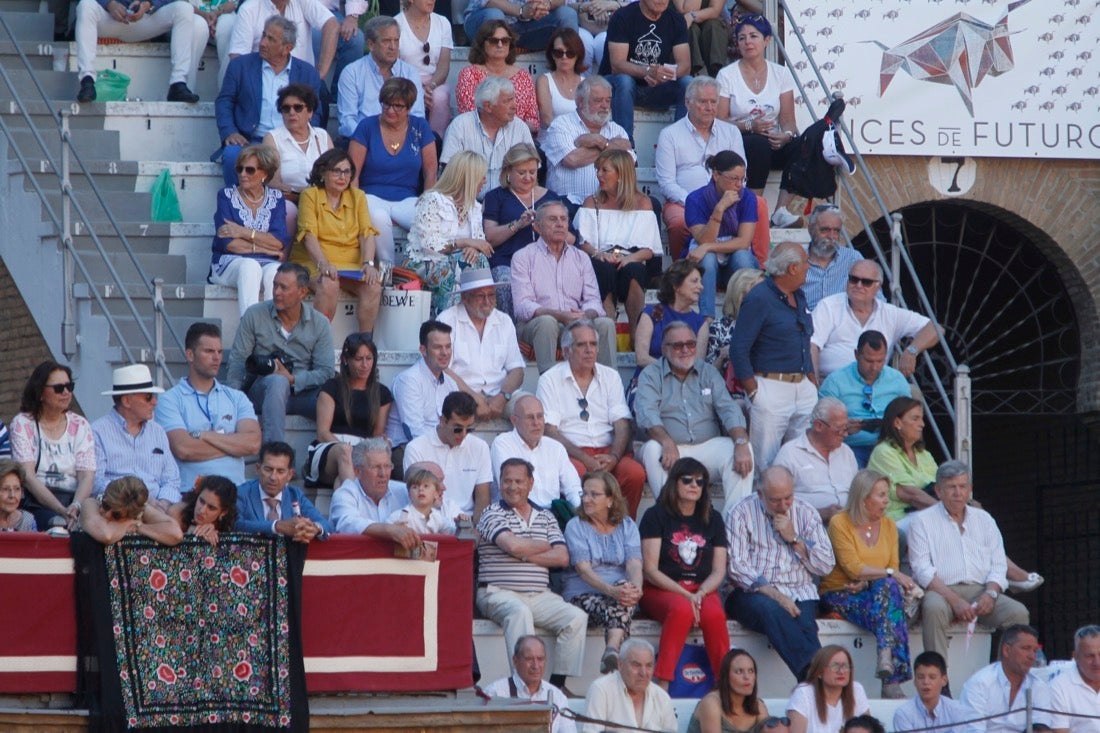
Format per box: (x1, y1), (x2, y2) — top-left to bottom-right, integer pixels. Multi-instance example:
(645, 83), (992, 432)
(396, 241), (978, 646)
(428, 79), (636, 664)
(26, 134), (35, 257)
(784, 0), (1100, 159)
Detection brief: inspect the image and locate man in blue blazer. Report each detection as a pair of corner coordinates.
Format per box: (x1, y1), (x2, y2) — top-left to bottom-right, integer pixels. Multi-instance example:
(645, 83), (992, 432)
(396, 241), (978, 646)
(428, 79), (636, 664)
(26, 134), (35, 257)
(215, 15), (323, 185)
(236, 441), (332, 541)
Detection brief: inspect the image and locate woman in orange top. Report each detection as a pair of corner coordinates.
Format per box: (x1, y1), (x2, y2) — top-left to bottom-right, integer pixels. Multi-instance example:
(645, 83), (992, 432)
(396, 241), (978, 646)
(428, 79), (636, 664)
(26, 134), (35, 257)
(820, 469), (916, 699)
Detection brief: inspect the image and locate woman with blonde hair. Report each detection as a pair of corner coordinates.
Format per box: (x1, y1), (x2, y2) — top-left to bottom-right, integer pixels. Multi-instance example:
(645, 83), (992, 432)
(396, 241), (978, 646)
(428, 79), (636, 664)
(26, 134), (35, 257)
(706, 267), (765, 373)
(404, 150), (493, 313)
(576, 148), (662, 333)
(79, 476), (183, 546)
(820, 469), (915, 698)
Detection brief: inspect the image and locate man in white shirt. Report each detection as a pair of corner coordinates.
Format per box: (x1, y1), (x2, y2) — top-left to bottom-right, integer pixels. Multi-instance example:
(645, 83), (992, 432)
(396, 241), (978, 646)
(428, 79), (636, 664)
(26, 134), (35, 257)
(388, 320), (458, 448)
(543, 76), (633, 207)
(961, 624), (1052, 733)
(655, 76), (746, 259)
(481, 636), (576, 733)
(908, 461), (1030, 658)
(582, 639), (677, 733)
(337, 15), (426, 137)
(536, 320), (645, 518)
(437, 269), (526, 421)
(772, 396), (859, 524)
(228, 0), (337, 82)
(329, 438), (421, 550)
(1051, 625), (1100, 733)
(491, 395), (581, 508)
(811, 259), (940, 380)
(441, 77), (534, 198)
(403, 391), (492, 521)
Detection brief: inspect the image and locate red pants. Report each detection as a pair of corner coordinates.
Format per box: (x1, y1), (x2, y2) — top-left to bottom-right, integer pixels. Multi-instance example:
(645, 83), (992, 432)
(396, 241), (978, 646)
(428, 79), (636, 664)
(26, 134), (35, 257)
(640, 581), (730, 684)
(569, 446), (645, 519)
(662, 202), (690, 260)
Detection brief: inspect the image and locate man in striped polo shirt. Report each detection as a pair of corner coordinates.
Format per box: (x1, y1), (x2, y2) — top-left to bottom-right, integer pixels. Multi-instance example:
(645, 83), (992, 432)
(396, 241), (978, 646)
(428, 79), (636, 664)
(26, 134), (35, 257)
(475, 458), (588, 693)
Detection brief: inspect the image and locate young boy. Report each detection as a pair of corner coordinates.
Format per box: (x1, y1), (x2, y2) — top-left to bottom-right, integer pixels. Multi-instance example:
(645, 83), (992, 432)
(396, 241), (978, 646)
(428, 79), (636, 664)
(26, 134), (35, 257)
(389, 467), (457, 535)
(894, 651), (980, 733)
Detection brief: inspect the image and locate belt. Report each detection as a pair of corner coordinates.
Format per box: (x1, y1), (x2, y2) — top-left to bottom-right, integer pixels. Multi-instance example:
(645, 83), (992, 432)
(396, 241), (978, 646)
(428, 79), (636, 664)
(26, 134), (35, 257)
(755, 371), (806, 383)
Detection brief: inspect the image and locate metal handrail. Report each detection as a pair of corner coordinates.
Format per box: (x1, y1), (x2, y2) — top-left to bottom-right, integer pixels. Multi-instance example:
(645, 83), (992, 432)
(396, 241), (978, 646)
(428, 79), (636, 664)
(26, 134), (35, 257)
(0, 13), (182, 385)
(774, 0), (966, 459)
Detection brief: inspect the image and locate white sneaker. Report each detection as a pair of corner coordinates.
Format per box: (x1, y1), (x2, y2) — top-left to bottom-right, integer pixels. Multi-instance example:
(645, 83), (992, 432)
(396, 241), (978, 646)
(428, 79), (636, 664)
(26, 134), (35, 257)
(1008, 572), (1044, 593)
(771, 208), (801, 228)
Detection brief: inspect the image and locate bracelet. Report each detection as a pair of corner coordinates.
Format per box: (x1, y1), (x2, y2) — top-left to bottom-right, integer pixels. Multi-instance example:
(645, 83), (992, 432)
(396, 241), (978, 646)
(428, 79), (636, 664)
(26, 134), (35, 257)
(250, 229), (256, 241)
(251, 242), (256, 253)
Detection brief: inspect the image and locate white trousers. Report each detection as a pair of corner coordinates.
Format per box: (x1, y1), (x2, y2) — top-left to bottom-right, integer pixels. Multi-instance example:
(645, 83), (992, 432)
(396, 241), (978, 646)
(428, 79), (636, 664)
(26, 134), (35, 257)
(75, 0), (206, 87)
(640, 436), (755, 507)
(209, 256), (281, 316)
(749, 377), (818, 470)
(214, 12), (236, 89)
(476, 586), (588, 677)
(577, 28), (607, 73)
(365, 194), (418, 265)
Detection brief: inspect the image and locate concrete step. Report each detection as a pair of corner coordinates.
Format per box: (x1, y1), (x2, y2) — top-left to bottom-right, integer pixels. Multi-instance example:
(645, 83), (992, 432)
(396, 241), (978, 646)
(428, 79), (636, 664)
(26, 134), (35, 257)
(62, 43), (222, 103)
(3, 125), (120, 160)
(0, 10), (54, 41)
(0, 39), (61, 71)
(0, 97), (111, 129)
(41, 187), (149, 222)
(0, 68), (78, 102)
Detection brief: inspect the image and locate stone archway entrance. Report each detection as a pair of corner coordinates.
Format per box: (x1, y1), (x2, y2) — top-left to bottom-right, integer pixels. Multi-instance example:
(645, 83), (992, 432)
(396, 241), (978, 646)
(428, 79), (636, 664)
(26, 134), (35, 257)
(851, 200), (1082, 443)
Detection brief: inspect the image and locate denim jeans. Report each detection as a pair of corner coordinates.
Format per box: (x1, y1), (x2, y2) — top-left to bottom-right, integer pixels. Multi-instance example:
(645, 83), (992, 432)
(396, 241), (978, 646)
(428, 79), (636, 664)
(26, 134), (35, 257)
(246, 375), (320, 443)
(463, 6), (578, 52)
(726, 589), (821, 680)
(607, 73), (692, 143)
(697, 247), (759, 319)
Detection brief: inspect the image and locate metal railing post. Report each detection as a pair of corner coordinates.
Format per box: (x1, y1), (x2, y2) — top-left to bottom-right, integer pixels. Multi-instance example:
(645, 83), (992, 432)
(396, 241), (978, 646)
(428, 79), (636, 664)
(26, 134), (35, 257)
(889, 213), (903, 303)
(60, 111), (76, 357)
(153, 278), (165, 389)
(954, 365), (972, 474)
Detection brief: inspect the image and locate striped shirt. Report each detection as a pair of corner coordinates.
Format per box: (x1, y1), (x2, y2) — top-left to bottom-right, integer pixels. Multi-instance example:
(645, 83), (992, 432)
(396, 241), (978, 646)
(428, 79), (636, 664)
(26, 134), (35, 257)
(724, 493), (835, 601)
(907, 502), (1009, 591)
(543, 111), (632, 205)
(92, 409), (181, 502)
(477, 500), (564, 592)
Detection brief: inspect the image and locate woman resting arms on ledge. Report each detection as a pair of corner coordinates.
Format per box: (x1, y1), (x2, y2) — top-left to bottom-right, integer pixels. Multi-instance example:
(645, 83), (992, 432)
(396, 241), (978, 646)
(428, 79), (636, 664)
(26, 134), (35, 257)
(80, 476), (183, 546)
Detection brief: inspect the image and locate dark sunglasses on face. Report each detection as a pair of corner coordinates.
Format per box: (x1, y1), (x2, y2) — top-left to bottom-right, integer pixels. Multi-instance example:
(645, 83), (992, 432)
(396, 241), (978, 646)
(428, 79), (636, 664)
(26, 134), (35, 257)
(236, 165), (258, 175)
(551, 48), (576, 59)
(848, 274), (879, 288)
(487, 36), (511, 46)
(279, 103), (307, 113)
(48, 382), (76, 394)
(679, 475), (706, 487)
(452, 424), (475, 434)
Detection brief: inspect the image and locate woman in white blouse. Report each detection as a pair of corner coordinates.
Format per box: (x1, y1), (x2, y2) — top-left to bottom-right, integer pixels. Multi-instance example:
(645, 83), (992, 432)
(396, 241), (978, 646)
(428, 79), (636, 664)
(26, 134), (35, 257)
(715, 14), (801, 228)
(535, 28), (587, 135)
(404, 151), (494, 314)
(395, 0), (453, 136)
(788, 646), (870, 733)
(263, 83), (333, 235)
(575, 148), (661, 334)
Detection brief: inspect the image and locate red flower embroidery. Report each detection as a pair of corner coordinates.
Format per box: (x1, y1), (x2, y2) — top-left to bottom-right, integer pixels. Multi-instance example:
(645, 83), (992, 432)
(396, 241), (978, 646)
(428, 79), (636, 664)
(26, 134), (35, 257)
(237, 603), (248, 617)
(149, 569), (167, 591)
(143, 606), (155, 620)
(229, 566), (250, 587)
(179, 569), (192, 581)
(156, 664), (177, 684)
(154, 635), (166, 648)
(233, 661), (252, 681)
(203, 556), (215, 569)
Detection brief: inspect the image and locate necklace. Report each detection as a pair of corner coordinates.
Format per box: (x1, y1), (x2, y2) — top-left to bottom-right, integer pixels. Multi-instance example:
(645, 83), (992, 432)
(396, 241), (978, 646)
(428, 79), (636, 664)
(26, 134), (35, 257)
(553, 70), (578, 96)
(238, 186), (264, 205)
(291, 130), (311, 146)
(382, 123), (407, 153)
(742, 61), (768, 92)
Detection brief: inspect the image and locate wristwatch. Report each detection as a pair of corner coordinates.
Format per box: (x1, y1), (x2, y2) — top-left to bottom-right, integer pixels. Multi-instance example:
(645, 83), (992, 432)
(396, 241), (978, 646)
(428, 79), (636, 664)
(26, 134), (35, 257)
(502, 391), (513, 401)
(985, 589), (999, 600)
(886, 568), (895, 577)
(189, 430), (202, 439)
(788, 534), (802, 546)
(734, 437), (749, 446)
(905, 344), (919, 355)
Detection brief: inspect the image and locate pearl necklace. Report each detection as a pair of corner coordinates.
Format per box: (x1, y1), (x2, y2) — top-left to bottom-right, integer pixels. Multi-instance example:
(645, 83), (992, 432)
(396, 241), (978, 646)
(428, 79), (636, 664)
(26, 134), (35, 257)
(238, 186), (264, 205)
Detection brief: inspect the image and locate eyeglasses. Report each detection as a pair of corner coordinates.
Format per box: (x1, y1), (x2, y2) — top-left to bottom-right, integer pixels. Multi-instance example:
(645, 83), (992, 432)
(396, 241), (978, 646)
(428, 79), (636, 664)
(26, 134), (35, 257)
(328, 167), (353, 177)
(716, 170), (746, 185)
(48, 381), (76, 394)
(577, 397), (589, 422)
(134, 393), (158, 403)
(487, 36), (512, 46)
(421, 40), (431, 66)
(763, 718), (791, 729)
(828, 662), (852, 672)
(667, 340), (697, 352)
(451, 424), (475, 434)
(581, 490), (609, 500)
(236, 165), (258, 175)
(861, 383), (874, 412)
(814, 204), (840, 213)
(382, 101), (409, 111)
(551, 48), (576, 59)
(848, 274), (880, 288)
(279, 103), (307, 114)
(679, 476), (706, 487)
(817, 419), (848, 436)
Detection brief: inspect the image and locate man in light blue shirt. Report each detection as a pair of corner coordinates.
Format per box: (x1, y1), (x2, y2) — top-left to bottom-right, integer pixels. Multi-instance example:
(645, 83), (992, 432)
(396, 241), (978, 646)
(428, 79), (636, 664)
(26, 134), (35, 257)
(329, 438), (421, 551)
(802, 204), (864, 311)
(93, 364), (180, 507)
(337, 15), (425, 138)
(156, 323), (262, 491)
(895, 651), (982, 733)
(819, 329), (911, 466)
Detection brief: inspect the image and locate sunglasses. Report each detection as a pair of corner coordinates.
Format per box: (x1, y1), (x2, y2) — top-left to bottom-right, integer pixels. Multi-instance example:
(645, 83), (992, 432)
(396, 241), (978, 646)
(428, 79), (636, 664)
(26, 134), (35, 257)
(279, 102), (307, 114)
(667, 340), (697, 351)
(48, 381), (76, 394)
(132, 393), (158, 403)
(422, 40), (431, 66)
(487, 36), (511, 46)
(551, 48), (576, 59)
(763, 718), (791, 729)
(679, 476), (706, 487)
(451, 424), (475, 434)
(861, 383), (874, 412)
(848, 274), (879, 288)
(577, 397), (589, 422)
(236, 165), (258, 175)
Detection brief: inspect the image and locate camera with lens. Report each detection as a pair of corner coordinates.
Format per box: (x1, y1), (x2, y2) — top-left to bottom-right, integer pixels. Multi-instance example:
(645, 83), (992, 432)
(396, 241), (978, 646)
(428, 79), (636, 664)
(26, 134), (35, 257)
(245, 349), (295, 376)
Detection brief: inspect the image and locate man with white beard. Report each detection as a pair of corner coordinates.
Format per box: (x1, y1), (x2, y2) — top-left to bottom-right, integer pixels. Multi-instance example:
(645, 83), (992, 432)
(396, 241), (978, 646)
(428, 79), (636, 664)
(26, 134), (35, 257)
(543, 76), (634, 208)
(802, 204), (863, 311)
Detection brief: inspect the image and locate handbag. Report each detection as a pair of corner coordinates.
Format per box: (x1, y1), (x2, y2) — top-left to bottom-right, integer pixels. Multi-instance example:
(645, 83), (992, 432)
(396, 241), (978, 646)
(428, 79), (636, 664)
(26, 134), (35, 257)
(390, 266), (423, 291)
(668, 642), (714, 698)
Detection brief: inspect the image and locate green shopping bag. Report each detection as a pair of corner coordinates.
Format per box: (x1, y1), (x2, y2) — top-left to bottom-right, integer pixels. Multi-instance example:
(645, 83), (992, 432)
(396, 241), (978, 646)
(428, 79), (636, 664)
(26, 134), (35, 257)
(95, 69), (130, 102)
(149, 168), (182, 222)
